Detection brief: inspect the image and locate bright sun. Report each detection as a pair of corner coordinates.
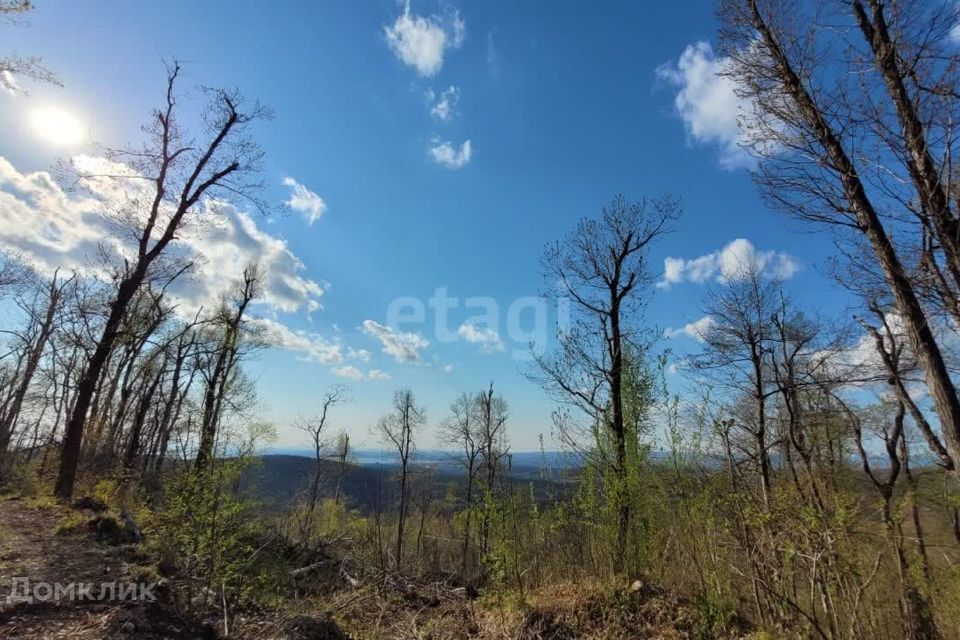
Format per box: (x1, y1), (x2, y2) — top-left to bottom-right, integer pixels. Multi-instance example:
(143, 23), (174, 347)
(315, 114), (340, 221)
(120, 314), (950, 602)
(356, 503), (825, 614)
(30, 106), (86, 146)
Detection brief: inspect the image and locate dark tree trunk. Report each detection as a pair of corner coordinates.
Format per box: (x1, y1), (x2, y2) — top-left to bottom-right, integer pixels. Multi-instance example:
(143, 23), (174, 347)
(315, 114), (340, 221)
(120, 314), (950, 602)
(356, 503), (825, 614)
(748, 0), (960, 475)
(54, 275), (140, 498)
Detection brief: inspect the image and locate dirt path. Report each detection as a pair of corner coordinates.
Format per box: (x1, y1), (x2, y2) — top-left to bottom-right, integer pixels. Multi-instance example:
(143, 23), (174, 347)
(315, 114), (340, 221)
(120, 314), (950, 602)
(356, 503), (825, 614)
(0, 497), (210, 639)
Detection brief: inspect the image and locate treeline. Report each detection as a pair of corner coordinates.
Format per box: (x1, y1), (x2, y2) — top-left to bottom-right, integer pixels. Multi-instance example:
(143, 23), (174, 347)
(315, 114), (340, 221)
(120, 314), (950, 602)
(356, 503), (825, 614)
(0, 63), (270, 493)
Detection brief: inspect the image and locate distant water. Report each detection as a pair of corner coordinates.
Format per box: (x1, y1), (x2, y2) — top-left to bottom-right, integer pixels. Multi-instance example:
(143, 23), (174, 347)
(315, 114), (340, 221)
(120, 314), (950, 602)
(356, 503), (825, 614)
(263, 447), (584, 469)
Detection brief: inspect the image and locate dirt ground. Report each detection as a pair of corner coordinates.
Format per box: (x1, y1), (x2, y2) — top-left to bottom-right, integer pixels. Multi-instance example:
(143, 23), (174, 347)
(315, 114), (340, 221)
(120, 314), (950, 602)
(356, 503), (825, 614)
(0, 496), (748, 639)
(0, 496), (211, 639)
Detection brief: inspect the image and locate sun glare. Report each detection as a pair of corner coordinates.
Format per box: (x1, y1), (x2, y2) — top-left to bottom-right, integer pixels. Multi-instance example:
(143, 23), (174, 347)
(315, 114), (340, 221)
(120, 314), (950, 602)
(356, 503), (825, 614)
(29, 106), (86, 146)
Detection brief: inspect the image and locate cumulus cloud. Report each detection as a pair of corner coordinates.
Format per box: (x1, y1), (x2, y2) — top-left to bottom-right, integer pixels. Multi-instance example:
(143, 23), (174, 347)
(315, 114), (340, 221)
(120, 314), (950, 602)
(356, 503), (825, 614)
(252, 318), (343, 365)
(384, 0), (465, 77)
(657, 238), (800, 289)
(362, 319), (429, 363)
(428, 85), (460, 122)
(282, 177), (327, 224)
(178, 202), (328, 313)
(656, 42), (754, 169)
(0, 155), (327, 315)
(458, 322), (505, 352)
(429, 138), (472, 169)
(333, 365), (365, 380)
(664, 315), (715, 342)
(329, 364), (391, 381)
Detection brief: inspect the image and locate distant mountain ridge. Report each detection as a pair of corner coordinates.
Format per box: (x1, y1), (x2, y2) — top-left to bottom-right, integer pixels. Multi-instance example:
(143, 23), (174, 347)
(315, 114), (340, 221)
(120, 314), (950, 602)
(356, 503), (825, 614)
(263, 446), (586, 469)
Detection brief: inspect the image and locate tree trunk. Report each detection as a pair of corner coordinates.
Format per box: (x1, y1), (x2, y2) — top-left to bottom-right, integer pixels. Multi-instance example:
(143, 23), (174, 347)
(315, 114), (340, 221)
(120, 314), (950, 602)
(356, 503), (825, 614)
(608, 295), (630, 570)
(749, 0), (960, 474)
(396, 460), (408, 567)
(54, 275), (140, 499)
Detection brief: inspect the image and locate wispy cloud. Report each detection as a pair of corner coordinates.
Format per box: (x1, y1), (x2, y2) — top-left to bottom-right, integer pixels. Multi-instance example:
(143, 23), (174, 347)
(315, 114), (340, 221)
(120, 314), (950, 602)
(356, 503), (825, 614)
(348, 347), (372, 363)
(362, 319), (429, 363)
(658, 238), (800, 289)
(1, 70), (22, 95)
(282, 176), (327, 225)
(429, 138), (472, 169)
(486, 30), (500, 79)
(384, 0), (465, 77)
(252, 318), (344, 365)
(428, 85), (460, 122)
(664, 315), (715, 342)
(458, 322), (504, 352)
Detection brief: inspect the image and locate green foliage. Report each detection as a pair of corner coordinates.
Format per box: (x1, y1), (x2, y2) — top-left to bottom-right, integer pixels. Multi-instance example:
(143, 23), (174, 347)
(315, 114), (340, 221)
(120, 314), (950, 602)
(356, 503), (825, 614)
(147, 457), (275, 611)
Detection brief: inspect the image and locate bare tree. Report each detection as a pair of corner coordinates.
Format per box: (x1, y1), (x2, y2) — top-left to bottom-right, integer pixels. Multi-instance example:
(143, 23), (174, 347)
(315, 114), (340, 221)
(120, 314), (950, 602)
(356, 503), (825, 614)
(332, 432), (350, 506)
(530, 194), (678, 569)
(475, 382), (509, 557)
(294, 384), (349, 545)
(1, 1), (60, 93)
(374, 388), (425, 569)
(692, 260), (781, 505)
(53, 64), (268, 497)
(438, 391), (482, 573)
(849, 314), (941, 639)
(718, 0), (960, 472)
(0, 270), (74, 470)
(194, 264), (263, 472)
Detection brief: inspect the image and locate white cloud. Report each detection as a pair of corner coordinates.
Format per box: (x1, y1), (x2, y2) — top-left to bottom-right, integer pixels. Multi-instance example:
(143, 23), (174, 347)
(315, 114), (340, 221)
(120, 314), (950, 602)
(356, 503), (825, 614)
(333, 365), (366, 380)
(178, 202), (328, 314)
(442, 363), (454, 373)
(1, 70), (22, 95)
(332, 364), (391, 381)
(0, 154), (399, 388)
(429, 138), (472, 169)
(253, 318), (343, 365)
(657, 238), (800, 288)
(282, 176), (327, 225)
(362, 319), (429, 363)
(458, 322), (505, 352)
(256, 319), (396, 381)
(656, 41), (754, 169)
(0, 155), (327, 315)
(384, 0), (465, 77)
(348, 347), (372, 363)
(664, 315), (715, 342)
(428, 85), (460, 122)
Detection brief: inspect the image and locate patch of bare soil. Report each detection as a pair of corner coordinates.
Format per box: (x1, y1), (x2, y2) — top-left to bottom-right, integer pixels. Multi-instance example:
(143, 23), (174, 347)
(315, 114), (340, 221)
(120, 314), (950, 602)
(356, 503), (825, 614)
(0, 496), (212, 639)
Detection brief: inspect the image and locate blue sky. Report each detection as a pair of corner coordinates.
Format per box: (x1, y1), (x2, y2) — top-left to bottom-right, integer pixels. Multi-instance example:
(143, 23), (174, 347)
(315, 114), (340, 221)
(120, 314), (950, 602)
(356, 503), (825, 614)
(0, 0), (856, 449)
